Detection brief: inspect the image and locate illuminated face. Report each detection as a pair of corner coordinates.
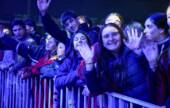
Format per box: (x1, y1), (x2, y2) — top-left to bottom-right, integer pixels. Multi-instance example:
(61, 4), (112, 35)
(105, 14), (122, 27)
(166, 6), (170, 27)
(12, 25), (25, 39)
(73, 32), (88, 51)
(144, 18), (161, 41)
(102, 26), (122, 52)
(64, 18), (79, 33)
(57, 42), (65, 57)
(45, 37), (57, 51)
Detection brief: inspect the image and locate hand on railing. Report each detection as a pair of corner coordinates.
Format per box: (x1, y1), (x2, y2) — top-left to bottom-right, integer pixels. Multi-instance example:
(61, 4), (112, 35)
(75, 79), (85, 87)
(82, 85), (90, 96)
(18, 67), (32, 79)
(0, 62), (15, 72)
(0, 63), (7, 70)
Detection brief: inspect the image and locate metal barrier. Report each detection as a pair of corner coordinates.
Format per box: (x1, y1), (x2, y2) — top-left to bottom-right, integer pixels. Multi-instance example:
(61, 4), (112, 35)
(0, 70), (166, 108)
(0, 69), (54, 108)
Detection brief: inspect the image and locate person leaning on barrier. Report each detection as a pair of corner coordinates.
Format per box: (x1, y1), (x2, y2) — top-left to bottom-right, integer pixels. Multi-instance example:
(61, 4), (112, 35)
(24, 19), (45, 46)
(0, 33), (65, 79)
(52, 29), (95, 108)
(53, 29), (92, 89)
(142, 13), (170, 105)
(78, 23), (154, 103)
(8, 19), (35, 74)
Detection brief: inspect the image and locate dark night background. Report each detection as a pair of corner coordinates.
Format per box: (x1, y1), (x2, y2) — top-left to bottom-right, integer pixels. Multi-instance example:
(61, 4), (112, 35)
(0, 0), (169, 26)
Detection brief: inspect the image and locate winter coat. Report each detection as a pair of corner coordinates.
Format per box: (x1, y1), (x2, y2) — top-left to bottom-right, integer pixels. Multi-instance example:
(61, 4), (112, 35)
(85, 44), (152, 102)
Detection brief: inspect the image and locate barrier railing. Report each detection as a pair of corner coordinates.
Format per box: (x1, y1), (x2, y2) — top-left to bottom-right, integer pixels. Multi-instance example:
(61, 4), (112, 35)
(0, 70), (166, 108)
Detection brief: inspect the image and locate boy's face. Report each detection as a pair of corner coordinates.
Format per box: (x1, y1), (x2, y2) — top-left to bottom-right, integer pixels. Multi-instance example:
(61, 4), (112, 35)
(12, 25), (26, 39)
(64, 17), (79, 33)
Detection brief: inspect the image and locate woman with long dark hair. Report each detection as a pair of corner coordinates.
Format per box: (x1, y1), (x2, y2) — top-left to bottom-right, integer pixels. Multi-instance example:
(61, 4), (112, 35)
(78, 23), (152, 102)
(54, 29), (91, 89)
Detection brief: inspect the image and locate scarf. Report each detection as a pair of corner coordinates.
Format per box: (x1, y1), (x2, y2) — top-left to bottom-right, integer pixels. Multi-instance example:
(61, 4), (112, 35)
(32, 53), (58, 75)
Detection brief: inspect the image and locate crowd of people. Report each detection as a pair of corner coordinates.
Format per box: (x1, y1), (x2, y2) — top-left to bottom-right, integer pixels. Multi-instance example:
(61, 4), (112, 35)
(1, 0), (170, 107)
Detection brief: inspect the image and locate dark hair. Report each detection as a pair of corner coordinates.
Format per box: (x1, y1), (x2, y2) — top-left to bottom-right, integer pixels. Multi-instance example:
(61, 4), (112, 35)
(45, 35), (58, 45)
(11, 19), (25, 29)
(77, 15), (93, 28)
(125, 21), (143, 32)
(24, 19), (36, 29)
(66, 29), (91, 59)
(60, 10), (77, 26)
(168, 2), (170, 7)
(148, 13), (169, 35)
(97, 23), (126, 85)
(84, 16), (93, 28)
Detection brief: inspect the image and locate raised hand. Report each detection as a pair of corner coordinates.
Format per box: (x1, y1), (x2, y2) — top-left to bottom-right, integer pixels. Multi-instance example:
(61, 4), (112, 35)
(37, 0), (51, 15)
(124, 27), (143, 50)
(142, 41), (158, 71)
(77, 43), (94, 64)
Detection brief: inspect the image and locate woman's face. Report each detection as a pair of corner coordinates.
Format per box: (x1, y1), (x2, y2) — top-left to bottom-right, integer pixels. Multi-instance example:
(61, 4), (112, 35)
(166, 6), (170, 27)
(45, 37), (57, 51)
(102, 25), (122, 52)
(73, 32), (88, 51)
(144, 18), (162, 41)
(57, 42), (65, 57)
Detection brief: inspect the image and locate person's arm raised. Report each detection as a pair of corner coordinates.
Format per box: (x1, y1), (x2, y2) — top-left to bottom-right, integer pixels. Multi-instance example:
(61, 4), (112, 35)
(37, 0), (68, 44)
(37, 0), (51, 16)
(124, 27), (143, 53)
